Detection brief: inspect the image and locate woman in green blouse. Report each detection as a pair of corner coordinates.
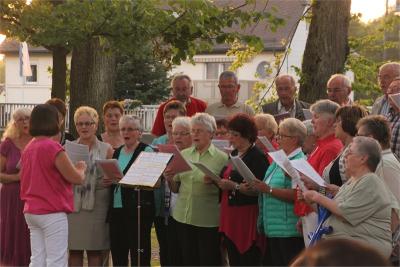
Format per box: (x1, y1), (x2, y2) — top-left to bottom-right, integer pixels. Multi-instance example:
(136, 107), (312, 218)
(166, 113), (228, 266)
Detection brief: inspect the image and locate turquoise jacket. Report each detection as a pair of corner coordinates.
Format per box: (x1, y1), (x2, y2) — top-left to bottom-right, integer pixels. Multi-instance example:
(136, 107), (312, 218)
(258, 149), (304, 237)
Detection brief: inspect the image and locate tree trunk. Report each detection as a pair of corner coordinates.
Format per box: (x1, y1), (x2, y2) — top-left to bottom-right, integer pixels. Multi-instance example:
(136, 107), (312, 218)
(69, 37), (116, 136)
(51, 46), (69, 101)
(299, 0), (351, 103)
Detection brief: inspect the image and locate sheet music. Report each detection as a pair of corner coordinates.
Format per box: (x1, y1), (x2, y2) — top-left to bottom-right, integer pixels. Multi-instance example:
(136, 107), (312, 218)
(95, 159), (123, 180)
(211, 139), (232, 153)
(230, 156), (257, 182)
(119, 152), (173, 188)
(65, 140), (89, 164)
(191, 161), (221, 183)
(157, 144), (192, 174)
(257, 136), (276, 152)
(268, 150), (306, 191)
(290, 158), (327, 187)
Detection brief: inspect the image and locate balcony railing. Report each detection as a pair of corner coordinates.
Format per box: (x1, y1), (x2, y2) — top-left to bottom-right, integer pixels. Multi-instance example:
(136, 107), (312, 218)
(0, 103), (158, 133)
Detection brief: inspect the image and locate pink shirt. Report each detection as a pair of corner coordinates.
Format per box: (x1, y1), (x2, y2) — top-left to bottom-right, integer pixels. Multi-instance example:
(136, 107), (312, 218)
(20, 137), (74, 214)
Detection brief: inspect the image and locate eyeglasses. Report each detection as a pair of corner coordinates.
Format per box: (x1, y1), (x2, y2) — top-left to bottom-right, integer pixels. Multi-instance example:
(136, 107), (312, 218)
(228, 130), (241, 137)
(16, 116), (30, 123)
(276, 133), (296, 139)
(191, 128), (208, 135)
(120, 127), (139, 132)
(172, 131), (190, 137)
(164, 115), (178, 120)
(76, 121), (95, 127)
(219, 84), (237, 90)
(355, 133), (369, 137)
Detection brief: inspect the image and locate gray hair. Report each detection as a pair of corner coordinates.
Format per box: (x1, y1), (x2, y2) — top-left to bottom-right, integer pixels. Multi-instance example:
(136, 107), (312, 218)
(276, 74), (296, 87)
(254, 114), (278, 135)
(172, 116), (191, 131)
(280, 118), (307, 146)
(310, 99), (340, 118)
(379, 62), (400, 76)
(328, 74), (352, 89)
(352, 136), (382, 172)
(303, 119), (314, 136)
(219, 70), (238, 84)
(190, 113), (216, 133)
(171, 74), (193, 88)
(119, 115), (142, 131)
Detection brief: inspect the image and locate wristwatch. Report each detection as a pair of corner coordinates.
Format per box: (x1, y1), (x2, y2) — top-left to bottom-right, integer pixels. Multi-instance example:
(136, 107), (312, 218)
(269, 187), (273, 194)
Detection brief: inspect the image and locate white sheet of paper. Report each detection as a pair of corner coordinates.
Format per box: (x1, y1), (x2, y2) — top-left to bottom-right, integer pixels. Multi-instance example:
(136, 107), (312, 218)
(96, 159), (123, 180)
(290, 158), (327, 187)
(302, 109), (312, 120)
(211, 139), (231, 153)
(157, 144), (192, 174)
(230, 156), (257, 182)
(257, 136), (276, 152)
(65, 140), (89, 164)
(191, 161), (221, 183)
(268, 150), (306, 191)
(119, 152), (173, 188)
(389, 93), (400, 110)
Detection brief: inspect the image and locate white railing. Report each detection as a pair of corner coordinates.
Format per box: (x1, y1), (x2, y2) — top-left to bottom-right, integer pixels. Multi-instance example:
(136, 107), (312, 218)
(0, 103), (158, 133)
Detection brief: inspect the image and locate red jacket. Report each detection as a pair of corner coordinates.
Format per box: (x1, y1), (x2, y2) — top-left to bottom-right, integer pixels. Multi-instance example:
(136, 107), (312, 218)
(151, 97), (207, 136)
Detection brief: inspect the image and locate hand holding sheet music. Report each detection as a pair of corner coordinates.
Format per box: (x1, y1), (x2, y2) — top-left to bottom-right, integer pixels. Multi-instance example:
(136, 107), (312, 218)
(96, 159), (123, 182)
(290, 158), (327, 187)
(191, 161), (221, 183)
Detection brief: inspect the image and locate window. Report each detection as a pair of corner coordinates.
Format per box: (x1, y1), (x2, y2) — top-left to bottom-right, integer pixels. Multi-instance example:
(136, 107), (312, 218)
(205, 62), (232, 79)
(25, 65), (37, 83)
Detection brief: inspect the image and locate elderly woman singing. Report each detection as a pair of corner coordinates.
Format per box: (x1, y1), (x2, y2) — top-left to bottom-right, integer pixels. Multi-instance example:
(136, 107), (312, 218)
(303, 136), (393, 257)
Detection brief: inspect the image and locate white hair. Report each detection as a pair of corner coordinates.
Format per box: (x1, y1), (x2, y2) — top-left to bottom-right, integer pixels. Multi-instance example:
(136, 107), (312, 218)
(190, 113), (216, 133)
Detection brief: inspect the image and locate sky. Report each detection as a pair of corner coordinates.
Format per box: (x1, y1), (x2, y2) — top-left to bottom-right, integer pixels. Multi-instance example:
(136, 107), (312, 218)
(351, 0), (397, 22)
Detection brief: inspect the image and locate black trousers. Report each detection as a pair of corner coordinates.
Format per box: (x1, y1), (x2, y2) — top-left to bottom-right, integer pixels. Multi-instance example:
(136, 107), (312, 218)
(263, 237), (304, 266)
(175, 220), (221, 266)
(154, 216), (182, 266)
(109, 209), (154, 267)
(224, 235), (262, 266)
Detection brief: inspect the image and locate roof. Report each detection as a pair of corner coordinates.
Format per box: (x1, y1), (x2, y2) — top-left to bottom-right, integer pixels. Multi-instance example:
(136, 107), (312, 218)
(0, 40), (48, 54)
(0, 0), (308, 54)
(211, 0), (308, 53)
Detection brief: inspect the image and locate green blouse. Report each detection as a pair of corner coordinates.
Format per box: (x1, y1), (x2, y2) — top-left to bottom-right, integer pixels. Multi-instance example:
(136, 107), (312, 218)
(172, 144), (228, 227)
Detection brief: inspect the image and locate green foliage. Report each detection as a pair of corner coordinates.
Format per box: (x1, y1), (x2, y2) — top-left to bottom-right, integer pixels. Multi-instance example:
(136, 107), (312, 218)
(346, 13), (400, 105)
(114, 50), (170, 104)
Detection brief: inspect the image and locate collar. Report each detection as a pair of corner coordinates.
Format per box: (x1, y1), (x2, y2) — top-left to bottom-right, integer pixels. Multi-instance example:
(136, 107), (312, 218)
(382, 148), (393, 155)
(316, 134), (337, 146)
(170, 96), (192, 106)
(217, 101), (241, 108)
(277, 100), (296, 113)
(287, 147), (303, 158)
(188, 143), (217, 157)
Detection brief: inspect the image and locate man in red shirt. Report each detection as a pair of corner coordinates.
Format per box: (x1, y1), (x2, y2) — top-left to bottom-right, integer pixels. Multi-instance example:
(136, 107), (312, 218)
(151, 74), (207, 136)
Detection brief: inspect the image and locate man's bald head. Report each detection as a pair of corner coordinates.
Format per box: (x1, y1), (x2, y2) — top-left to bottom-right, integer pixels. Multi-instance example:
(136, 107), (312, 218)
(378, 62), (400, 94)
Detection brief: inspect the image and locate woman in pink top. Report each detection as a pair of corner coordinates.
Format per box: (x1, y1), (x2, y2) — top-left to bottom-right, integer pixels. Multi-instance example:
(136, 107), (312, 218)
(20, 104), (86, 267)
(0, 107), (32, 266)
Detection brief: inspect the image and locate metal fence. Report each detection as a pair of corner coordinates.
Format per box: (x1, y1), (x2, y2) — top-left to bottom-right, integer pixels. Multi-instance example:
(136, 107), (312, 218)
(0, 103), (158, 133)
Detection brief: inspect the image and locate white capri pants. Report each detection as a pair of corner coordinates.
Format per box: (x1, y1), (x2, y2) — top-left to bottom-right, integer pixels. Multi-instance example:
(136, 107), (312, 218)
(24, 212), (68, 267)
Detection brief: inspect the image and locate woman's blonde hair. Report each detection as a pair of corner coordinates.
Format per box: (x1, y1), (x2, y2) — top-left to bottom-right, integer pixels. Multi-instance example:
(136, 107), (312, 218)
(2, 108), (32, 140)
(73, 106), (99, 125)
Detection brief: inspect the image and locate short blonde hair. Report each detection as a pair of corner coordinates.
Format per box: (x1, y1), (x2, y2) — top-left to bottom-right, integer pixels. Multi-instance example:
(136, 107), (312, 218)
(73, 106), (99, 125)
(2, 108), (32, 140)
(280, 118), (307, 146)
(172, 116), (191, 131)
(254, 114), (278, 135)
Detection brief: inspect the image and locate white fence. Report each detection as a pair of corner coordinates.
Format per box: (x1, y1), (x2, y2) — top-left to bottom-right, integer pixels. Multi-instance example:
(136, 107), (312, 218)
(0, 103), (158, 133)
